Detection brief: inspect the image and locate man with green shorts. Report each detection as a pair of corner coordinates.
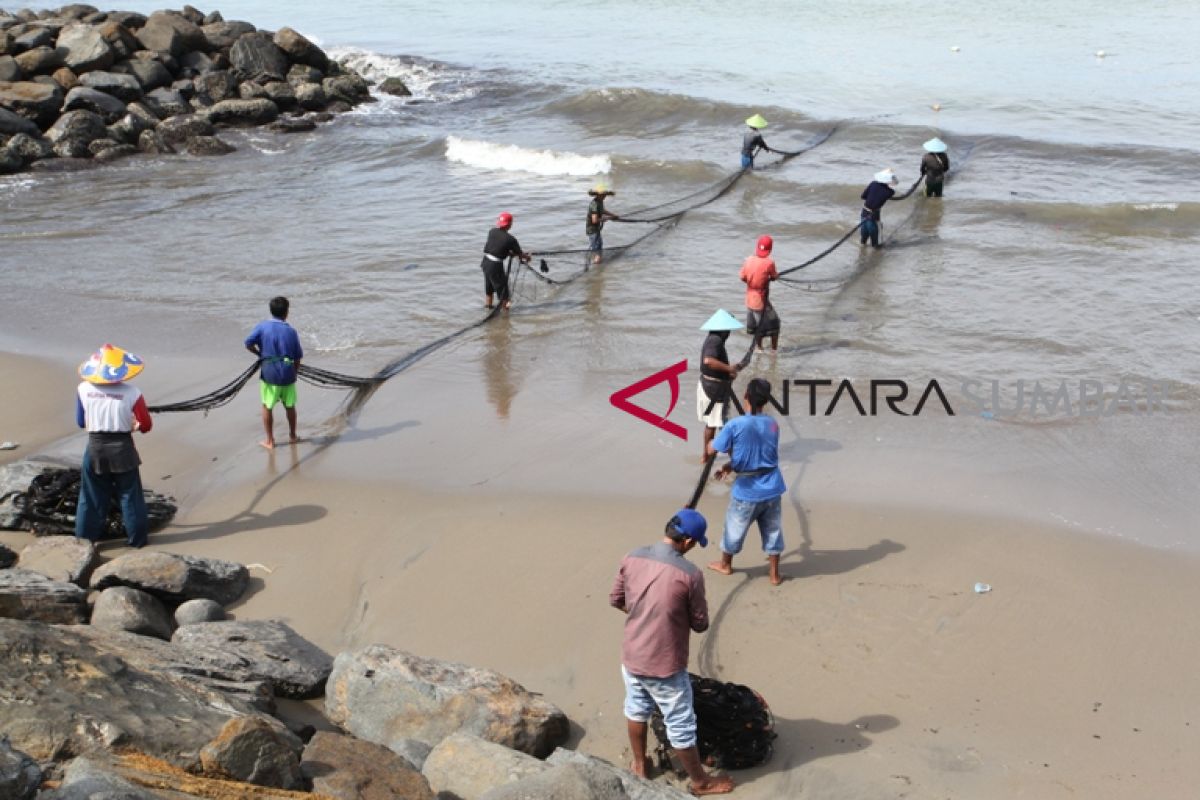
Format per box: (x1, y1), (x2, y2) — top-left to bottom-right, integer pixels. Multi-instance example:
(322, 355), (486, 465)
(245, 296), (303, 450)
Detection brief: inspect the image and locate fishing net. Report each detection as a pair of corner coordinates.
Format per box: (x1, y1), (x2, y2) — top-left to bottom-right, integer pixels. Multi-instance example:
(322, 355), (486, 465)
(651, 673), (776, 771)
(0, 462), (176, 537)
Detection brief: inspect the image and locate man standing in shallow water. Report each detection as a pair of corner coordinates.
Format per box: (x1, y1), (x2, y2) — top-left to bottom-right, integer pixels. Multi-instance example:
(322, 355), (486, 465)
(610, 509), (735, 795)
(245, 296), (303, 450)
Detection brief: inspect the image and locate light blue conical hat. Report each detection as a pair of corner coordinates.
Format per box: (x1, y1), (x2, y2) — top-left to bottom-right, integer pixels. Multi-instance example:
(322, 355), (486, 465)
(923, 137), (948, 153)
(700, 309), (744, 331)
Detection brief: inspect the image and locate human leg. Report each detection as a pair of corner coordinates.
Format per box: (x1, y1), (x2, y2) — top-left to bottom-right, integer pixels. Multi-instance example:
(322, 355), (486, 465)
(757, 496), (785, 585)
(641, 670), (733, 795)
(710, 497), (755, 574)
(622, 666), (656, 777)
(75, 450), (112, 542)
(114, 468), (148, 547)
(281, 384), (298, 442)
(868, 219), (881, 247)
(589, 232), (603, 264)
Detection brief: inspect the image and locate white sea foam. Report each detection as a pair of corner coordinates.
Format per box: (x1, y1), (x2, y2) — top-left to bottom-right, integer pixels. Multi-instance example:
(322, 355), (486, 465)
(445, 136), (610, 177)
(329, 47), (478, 104)
(1132, 203), (1178, 211)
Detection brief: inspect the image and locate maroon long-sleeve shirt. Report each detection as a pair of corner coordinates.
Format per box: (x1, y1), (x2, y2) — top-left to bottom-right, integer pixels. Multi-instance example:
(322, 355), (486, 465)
(610, 542), (709, 678)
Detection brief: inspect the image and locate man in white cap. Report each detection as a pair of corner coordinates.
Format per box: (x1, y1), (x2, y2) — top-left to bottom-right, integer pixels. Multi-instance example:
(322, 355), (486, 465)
(697, 309), (742, 463)
(741, 114), (774, 170)
(586, 184), (619, 265)
(920, 138), (951, 197)
(860, 168), (899, 248)
(74, 344), (153, 548)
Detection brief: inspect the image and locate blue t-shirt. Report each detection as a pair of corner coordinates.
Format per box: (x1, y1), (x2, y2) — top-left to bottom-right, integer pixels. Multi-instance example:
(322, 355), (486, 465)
(712, 414), (786, 502)
(245, 319), (302, 386)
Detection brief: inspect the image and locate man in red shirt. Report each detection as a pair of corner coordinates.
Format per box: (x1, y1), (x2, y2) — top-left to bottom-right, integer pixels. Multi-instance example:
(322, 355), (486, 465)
(610, 509), (734, 795)
(740, 235), (780, 352)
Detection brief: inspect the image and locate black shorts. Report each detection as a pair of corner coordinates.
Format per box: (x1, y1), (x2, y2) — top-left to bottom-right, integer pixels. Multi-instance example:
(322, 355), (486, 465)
(480, 258), (508, 298)
(746, 305), (780, 335)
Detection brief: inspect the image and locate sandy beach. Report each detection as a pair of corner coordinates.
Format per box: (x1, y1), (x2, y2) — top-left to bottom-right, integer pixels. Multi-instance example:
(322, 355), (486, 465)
(4, 347), (1198, 800)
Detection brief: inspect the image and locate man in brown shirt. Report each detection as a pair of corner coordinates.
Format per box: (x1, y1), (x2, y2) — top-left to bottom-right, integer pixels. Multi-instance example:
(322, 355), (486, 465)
(610, 509), (734, 795)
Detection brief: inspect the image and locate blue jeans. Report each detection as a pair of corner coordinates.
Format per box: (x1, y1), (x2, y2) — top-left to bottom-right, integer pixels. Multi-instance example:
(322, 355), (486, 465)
(588, 232), (603, 252)
(622, 666), (697, 749)
(860, 217), (880, 247)
(75, 455), (148, 547)
(741, 154), (753, 170)
(723, 495), (784, 555)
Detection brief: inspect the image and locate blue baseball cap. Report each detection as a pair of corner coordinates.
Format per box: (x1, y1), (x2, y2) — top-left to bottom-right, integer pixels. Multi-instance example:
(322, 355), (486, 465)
(667, 508), (708, 547)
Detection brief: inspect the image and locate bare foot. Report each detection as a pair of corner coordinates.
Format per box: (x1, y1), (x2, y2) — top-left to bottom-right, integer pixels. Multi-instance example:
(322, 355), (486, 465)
(630, 756), (651, 779)
(770, 573), (783, 586)
(258, 440), (275, 451)
(503, 301), (512, 311)
(288, 436), (300, 445)
(690, 775), (734, 795)
(707, 561), (733, 576)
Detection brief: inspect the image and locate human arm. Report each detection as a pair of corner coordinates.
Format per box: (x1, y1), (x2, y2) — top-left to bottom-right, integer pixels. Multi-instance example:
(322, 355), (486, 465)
(702, 356), (738, 378)
(244, 325), (262, 357)
(709, 425), (734, 479)
(609, 563), (628, 613)
(689, 574), (710, 633)
(75, 395), (85, 429)
(131, 393), (152, 433)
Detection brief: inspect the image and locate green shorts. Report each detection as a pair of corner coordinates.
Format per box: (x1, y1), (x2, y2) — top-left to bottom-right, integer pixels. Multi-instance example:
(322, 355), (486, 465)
(260, 381), (297, 409)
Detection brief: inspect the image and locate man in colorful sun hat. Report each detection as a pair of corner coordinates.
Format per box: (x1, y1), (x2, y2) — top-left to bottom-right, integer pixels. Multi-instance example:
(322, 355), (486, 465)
(741, 114), (774, 169)
(920, 137), (951, 197)
(586, 183), (619, 265)
(245, 296), (303, 450)
(697, 309), (743, 462)
(75, 343), (153, 548)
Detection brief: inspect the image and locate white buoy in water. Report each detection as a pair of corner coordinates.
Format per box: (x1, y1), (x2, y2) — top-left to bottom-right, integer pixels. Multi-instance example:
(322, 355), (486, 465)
(931, 103), (942, 112)
(950, 45), (961, 52)
(1096, 49), (1106, 58)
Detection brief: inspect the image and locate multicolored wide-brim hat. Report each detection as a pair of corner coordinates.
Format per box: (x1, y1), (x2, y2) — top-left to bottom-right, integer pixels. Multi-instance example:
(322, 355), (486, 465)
(79, 343), (144, 385)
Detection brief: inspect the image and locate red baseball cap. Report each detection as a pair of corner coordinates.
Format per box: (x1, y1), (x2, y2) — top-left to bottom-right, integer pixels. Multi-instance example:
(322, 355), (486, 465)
(756, 234), (773, 256)
(496, 211), (513, 228)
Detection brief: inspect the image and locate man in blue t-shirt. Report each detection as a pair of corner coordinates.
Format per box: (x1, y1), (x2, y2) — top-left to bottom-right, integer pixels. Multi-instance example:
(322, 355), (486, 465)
(705, 378), (786, 585)
(244, 296), (303, 450)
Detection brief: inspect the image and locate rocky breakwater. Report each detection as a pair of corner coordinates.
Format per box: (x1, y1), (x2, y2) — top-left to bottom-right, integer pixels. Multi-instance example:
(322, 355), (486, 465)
(0, 4), (383, 173)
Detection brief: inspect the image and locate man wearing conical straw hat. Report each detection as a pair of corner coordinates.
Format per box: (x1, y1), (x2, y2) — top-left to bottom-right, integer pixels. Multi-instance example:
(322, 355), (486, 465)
(74, 343), (153, 548)
(919, 137), (951, 197)
(740, 114), (775, 170)
(586, 183), (620, 265)
(697, 309), (743, 462)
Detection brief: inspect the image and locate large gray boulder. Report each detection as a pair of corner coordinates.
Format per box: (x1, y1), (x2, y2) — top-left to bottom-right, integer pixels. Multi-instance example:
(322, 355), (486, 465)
(144, 86), (189, 117)
(2, 131), (53, 163)
(379, 77), (411, 97)
(57, 21), (114, 73)
(261, 80), (296, 110)
(46, 756), (145, 800)
(199, 97), (277, 126)
(17, 535), (96, 584)
(200, 20), (255, 51)
(117, 57), (171, 91)
(480, 763), (630, 800)
(199, 717), (304, 790)
(326, 645), (570, 758)
(185, 133), (234, 155)
(0, 55), (20, 82)
(62, 85), (125, 121)
(107, 102), (158, 144)
(106, 11), (147, 30)
(90, 550), (249, 605)
(266, 116), (315, 134)
(157, 111), (212, 142)
(422, 732), (548, 800)
(273, 27), (328, 71)
(97, 20), (139, 61)
(79, 69), (142, 102)
(0, 97), (45, 135)
(0, 79), (63, 127)
(293, 81), (325, 111)
(194, 68), (236, 101)
(171, 619), (332, 699)
(91, 585), (173, 640)
(322, 73), (370, 105)
(0, 738), (41, 800)
(136, 11), (206, 57)
(46, 108), (108, 156)
(13, 45), (64, 76)
(11, 26), (55, 53)
(0, 618), (295, 768)
(547, 749), (693, 800)
(286, 63), (322, 86)
(229, 32), (288, 82)
(300, 731), (435, 800)
(0, 568), (86, 622)
(174, 597), (224, 626)
(178, 49), (213, 73)
(137, 127), (173, 154)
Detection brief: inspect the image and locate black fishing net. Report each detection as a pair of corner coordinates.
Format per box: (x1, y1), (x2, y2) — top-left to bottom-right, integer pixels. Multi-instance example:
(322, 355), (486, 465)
(2, 464), (176, 538)
(650, 673), (776, 771)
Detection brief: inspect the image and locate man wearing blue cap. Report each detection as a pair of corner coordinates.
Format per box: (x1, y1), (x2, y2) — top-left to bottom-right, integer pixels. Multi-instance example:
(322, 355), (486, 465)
(610, 510), (734, 796)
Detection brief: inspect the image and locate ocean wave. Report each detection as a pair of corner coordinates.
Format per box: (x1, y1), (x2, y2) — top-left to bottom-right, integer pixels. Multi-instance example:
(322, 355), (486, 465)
(329, 48), (478, 105)
(445, 136), (610, 177)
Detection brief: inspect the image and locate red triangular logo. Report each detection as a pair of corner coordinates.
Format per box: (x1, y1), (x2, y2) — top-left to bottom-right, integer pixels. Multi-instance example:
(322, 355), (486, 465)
(610, 360), (689, 441)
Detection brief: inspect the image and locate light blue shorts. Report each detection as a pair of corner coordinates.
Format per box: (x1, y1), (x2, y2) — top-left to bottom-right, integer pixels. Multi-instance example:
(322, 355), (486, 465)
(723, 495), (784, 555)
(622, 666), (697, 749)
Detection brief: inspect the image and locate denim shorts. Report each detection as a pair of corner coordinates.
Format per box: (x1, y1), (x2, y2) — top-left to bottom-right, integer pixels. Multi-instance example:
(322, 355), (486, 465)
(622, 665), (697, 749)
(723, 495), (784, 555)
(588, 232), (603, 251)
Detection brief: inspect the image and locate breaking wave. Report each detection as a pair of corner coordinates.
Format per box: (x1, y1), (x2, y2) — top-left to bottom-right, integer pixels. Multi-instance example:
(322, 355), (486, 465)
(444, 136), (610, 177)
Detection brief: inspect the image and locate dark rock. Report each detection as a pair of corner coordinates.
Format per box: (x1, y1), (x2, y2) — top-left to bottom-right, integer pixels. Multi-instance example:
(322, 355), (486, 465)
(266, 115), (313, 134)
(56, 5), (100, 21)
(11, 26), (54, 53)
(156, 112), (212, 143)
(180, 5), (206, 26)
(145, 86), (189, 117)
(0, 737), (41, 800)
(273, 27), (328, 71)
(0, 147), (19, 173)
(97, 20), (138, 61)
(200, 20), (255, 51)
(229, 32), (288, 82)
(50, 66), (77, 90)
(323, 73), (369, 104)
(169, 77), (195, 98)
(294, 81), (325, 111)
(116, 57), (171, 91)
(49, 756), (145, 799)
(0, 542), (15, 568)
(200, 97), (277, 126)
(4, 131), (53, 163)
(13, 45), (63, 76)
(308, 112), (334, 124)
(301, 731), (435, 800)
(378, 77), (411, 97)
(57, 21), (114, 73)
(30, 74), (59, 88)
(28, 155), (94, 172)
(174, 597), (224, 626)
(190, 93), (213, 110)
(106, 11), (147, 30)
(91, 585), (173, 639)
(92, 141), (135, 161)
(547, 750), (693, 800)
(238, 79), (266, 100)
(194, 68), (235, 100)
(188, 135), (235, 156)
(136, 10), (206, 57)
(422, 732), (548, 800)
(62, 85), (125, 121)
(286, 63), (322, 86)
(16, 535), (96, 584)
(326, 645), (571, 758)
(0, 568), (87, 622)
(136, 127), (172, 154)
(0, 55), (19, 82)
(202, 10), (224, 25)
(82, 11), (108, 24)
(179, 49), (213, 73)
(172, 619), (332, 699)
(0, 105), (38, 135)
(90, 550), (248, 605)
(0, 79), (63, 127)
(79, 69), (142, 101)
(199, 717), (303, 790)
(480, 763), (630, 800)
(125, 98), (160, 124)
(0, 618), (295, 768)
(261, 80), (296, 110)
(325, 99), (352, 115)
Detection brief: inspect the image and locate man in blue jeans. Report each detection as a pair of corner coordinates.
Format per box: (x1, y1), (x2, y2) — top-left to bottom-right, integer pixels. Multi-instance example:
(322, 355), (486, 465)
(705, 378), (786, 585)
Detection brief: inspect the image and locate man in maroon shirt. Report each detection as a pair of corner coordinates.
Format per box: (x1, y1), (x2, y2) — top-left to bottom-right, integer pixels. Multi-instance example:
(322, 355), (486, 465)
(610, 509), (734, 795)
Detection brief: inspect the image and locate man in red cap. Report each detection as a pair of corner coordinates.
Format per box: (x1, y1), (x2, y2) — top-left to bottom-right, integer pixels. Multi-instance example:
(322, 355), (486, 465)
(480, 211), (531, 310)
(739, 235), (780, 352)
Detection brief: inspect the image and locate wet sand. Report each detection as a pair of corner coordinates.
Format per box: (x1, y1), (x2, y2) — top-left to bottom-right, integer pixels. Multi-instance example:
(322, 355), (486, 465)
(3, 348), (1198, 799)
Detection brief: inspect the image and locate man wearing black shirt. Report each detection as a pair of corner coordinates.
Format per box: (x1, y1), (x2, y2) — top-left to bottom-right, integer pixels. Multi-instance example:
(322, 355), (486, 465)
(481, 211), (531, 310)
(696, 309), (743, 462)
